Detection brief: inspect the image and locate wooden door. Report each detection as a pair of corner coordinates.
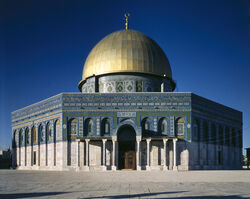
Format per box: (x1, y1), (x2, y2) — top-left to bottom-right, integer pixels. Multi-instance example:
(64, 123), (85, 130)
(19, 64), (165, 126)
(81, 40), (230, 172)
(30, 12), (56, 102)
(125, 151), (135, 169)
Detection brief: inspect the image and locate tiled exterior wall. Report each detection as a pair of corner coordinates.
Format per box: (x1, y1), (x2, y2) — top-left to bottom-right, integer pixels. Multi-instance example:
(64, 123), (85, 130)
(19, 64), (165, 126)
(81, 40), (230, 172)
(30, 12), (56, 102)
(81, 74), (173, 93)
(11, 92), (242, 171)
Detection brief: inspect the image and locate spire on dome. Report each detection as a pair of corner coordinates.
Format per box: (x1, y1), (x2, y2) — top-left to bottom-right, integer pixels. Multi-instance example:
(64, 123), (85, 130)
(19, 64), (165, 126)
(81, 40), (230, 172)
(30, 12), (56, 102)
(124, 13), (130, 30)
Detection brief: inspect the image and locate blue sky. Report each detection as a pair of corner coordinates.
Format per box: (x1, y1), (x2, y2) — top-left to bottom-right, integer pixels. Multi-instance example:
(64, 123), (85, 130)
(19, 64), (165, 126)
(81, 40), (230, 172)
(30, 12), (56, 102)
(0, 0), (249, 152)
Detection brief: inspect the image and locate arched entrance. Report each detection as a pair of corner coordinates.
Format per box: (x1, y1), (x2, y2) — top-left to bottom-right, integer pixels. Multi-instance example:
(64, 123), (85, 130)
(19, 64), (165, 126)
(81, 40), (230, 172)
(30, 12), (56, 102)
(117, 125), (136, 170)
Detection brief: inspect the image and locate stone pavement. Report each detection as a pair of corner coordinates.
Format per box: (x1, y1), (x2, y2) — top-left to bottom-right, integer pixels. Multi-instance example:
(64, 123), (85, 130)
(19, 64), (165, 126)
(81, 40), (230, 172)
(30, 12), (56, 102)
(0, 170), (250, 199)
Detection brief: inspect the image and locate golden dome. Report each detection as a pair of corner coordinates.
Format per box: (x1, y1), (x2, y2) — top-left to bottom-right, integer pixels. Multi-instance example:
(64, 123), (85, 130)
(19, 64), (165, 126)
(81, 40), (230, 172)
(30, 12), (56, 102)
(81, 29), (172, 82)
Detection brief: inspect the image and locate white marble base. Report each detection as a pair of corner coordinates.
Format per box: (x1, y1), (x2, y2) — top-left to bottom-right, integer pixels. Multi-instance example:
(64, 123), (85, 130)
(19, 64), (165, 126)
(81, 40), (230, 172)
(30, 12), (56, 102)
(81, 166), (90, 171)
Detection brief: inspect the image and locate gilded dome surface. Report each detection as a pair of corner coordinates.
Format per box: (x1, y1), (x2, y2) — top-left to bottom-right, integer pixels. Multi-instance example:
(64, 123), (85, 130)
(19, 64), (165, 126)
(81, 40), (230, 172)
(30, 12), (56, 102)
(81, 30), (172, 81)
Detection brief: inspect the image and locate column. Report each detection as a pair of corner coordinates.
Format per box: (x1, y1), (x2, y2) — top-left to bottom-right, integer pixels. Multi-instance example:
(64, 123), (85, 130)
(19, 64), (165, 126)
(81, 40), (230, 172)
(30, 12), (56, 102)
(146, 139), (151, 171)
(173, 138), (178, 171)
(163, 138), (168, 170)
(36, 125), (40, 167)
(112, 138), (117, 170)
(51, 123), (55, 167)
(24, 128), (27, 167)
(75, 139), (80, 171)
(84, 139), (90, 171)
(29, 126), (33, 167)
(136, 138), (141, 171)
(115, 140), (119, 167)
(16, 131), (19, 167)
(102, 139), (107, 171)
(43, 123), (47, 167)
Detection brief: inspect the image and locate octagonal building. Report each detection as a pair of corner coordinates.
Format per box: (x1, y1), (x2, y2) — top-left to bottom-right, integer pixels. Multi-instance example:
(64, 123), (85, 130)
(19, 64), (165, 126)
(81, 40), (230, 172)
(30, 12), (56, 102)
(11, 27), (242, 171)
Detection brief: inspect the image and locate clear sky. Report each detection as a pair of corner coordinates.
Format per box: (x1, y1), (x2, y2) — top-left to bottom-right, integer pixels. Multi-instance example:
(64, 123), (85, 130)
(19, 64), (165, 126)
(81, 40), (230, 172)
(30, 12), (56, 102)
(0, 0), (249, 152)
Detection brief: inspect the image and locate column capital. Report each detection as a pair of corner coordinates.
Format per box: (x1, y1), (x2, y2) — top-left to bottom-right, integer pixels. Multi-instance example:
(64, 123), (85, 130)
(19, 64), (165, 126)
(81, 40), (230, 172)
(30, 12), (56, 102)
(173, 138), (178, 142)
(102, 139), (107, 143)
(146, 138), (151, 143)
(112, 137), (117, 142)
(76, 139), (80, 142)
(136, 138), (141, 142)
(163, 138), (168, 143)
(85, 139), (90, 142)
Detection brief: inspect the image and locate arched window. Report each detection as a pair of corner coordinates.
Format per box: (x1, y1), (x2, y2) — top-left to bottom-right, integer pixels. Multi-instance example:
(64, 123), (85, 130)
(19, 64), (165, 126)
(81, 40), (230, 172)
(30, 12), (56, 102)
(142, 118), (150, 131)
(219, 125), (223, 145)
(32, 126), (36, 144)
(39, 124), (43, 142)
(12, 130), (17, 148)
(54, 120), (60, 141)
(46, 122), (52, 141)
(232, 128), (236, 147)
(19, 129), (24, 146)
(101, 118), (110, 136)
(25, 128), (29, 145)
(193, 120), (199, 141)
(68, 118), (78, 137)
(175, 117), (185, 136)
(225, 127), (230, 146)
(238, 130), (242, 148)
(145, 121), (149, 130)
(211, 123), (216, 144)
(158, 118), (168, 135)
(161, 120), (167, 133)
(84, 119), (93, 136)
(88, 120), (93, 134)
(203, 121), (208, 144)
(141, 118), (151, 136)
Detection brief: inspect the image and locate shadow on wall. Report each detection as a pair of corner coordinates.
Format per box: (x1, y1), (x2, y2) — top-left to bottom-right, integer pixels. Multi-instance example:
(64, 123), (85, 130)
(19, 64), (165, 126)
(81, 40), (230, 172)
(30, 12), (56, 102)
(84, 191), (246, 199)
(0, 192), (71, 199)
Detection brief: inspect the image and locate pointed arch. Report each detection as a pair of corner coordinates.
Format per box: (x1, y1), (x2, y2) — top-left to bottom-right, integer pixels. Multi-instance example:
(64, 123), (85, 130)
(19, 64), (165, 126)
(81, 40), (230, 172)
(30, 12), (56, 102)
(101, 118), (110, 136)
(193, 119), (199, 141)
(211, 123), (216, 144)
(19, 129), (23, 166)
(38, 124), (44, 143)
(46, 122), (52, 142)
(218, 125), (223, 145)
(84, 118), (93, 136)
(54, 119), (60, 166)
(232, 128), (236, 147)
(31, 126), (36, 145)
(203, 121), (208, 144)
(175, 117), (185, 136)
(141, 117), (151, 136)
(68, 118), (78, 138)
(225, 126), (230, 146)
(158, 117), (168, 135)
(12, 130), (17, 148)
(54, 119), (60, 141)
(19, 129), (24, 147)
(25, 127), (29, 145)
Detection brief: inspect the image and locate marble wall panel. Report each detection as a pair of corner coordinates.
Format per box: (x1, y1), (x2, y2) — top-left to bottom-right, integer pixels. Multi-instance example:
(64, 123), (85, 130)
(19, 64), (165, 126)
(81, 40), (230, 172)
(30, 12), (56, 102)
(89, 141), (102, 166)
